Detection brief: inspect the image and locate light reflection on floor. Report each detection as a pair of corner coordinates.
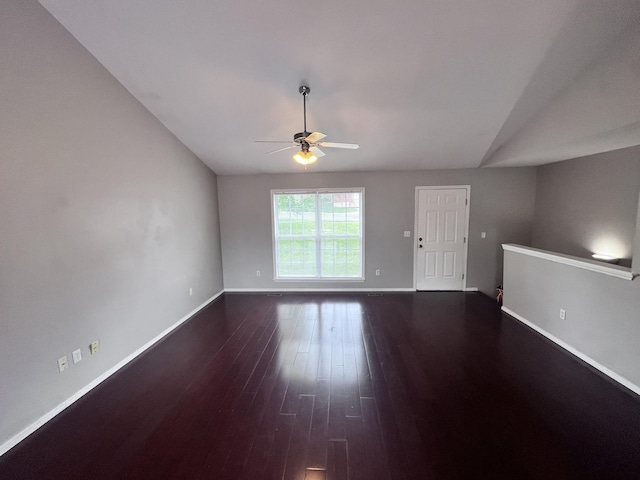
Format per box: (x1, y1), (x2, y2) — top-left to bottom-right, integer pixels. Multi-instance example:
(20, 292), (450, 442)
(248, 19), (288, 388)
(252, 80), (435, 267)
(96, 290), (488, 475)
(274, 299), (366, 389)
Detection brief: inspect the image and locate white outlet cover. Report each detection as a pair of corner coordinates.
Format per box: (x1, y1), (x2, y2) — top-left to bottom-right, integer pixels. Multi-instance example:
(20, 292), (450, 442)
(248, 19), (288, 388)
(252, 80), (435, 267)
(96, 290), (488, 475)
(57, 356), (68, 373)
(481, 232), (486, 238)
(72, 349), (82, 364)
(404, 231), (411, 237)
(189, 287), (193, 296)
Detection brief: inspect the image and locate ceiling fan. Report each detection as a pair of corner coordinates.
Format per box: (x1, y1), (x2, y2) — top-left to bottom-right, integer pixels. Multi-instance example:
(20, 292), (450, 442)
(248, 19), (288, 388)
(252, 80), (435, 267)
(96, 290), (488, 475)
(255, 85), (359, 167)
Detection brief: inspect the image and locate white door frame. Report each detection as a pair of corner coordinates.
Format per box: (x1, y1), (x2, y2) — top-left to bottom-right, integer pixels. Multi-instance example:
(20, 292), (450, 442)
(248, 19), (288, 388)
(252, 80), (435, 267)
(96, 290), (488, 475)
(413, 185), (471, 291)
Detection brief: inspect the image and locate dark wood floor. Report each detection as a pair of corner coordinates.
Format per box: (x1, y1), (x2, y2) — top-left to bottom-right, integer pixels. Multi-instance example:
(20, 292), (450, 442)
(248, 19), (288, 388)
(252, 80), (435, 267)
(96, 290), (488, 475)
(1, 293), (640, 479)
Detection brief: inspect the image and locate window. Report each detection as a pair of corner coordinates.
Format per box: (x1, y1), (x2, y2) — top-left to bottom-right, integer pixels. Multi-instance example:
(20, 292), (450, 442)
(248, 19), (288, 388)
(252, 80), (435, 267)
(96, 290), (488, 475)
(272, 188), (364, 280)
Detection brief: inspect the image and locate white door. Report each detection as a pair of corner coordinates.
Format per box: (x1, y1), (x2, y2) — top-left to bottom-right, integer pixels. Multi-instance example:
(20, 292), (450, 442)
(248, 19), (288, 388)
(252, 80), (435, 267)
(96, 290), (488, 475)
(415, 187), (469, 290)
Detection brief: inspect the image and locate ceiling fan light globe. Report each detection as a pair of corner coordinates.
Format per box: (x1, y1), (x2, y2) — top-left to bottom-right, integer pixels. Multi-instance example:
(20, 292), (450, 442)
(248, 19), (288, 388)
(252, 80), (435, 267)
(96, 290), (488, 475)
(293, 151), (317, 165)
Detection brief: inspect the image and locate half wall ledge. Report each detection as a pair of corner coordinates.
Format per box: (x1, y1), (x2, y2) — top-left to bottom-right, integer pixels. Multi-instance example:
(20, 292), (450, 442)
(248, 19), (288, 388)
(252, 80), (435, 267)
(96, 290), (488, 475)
(502, 244), (637, 281)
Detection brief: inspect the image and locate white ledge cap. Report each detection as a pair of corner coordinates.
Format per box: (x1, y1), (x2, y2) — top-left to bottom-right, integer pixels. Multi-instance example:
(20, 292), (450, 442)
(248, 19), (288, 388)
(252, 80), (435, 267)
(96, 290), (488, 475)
(502, 244), (636, 281)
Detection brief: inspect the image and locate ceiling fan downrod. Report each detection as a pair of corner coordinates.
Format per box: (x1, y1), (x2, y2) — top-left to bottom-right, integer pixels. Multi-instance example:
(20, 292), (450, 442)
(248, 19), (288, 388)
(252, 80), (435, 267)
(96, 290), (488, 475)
(299, 85), (310, 136)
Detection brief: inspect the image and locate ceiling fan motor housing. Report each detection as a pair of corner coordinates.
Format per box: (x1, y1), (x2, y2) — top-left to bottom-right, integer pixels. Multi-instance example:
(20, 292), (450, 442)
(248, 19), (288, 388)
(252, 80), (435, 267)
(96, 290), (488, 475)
(294, 131), (312, 143)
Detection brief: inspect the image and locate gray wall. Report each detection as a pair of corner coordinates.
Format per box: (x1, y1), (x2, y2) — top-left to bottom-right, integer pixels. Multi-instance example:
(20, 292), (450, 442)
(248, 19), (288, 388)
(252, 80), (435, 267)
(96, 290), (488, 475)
(532, 146), (640, 267)
(218, 168), (536, 295)
(0, 0), (223, 447)
(503, 249), (640, 390)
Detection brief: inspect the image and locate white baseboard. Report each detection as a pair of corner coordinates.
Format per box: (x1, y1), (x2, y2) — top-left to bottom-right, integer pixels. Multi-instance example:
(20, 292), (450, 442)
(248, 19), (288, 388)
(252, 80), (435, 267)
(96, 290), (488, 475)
(225, 287), (480, 293)
(0, 289), (224, 457)
(224, 287), (416, 293)
(502, 306), (640, 396)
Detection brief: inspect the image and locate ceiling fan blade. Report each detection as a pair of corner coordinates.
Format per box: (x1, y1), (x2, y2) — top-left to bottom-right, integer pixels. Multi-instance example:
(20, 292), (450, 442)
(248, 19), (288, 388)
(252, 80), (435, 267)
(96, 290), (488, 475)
(267, 145), (297, 154)
(318, 142), (359, 149)
(309, 146), (325, 157)
(304, 132), (327, 143)
(254, 140), (295, 144)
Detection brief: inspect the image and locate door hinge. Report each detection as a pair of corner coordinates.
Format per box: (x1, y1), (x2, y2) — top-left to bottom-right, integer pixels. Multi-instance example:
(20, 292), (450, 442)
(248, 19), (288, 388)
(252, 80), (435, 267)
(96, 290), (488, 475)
(464, 237), (466, 243)
(462, 273), (465, 280)
(465, 199), (468, 206)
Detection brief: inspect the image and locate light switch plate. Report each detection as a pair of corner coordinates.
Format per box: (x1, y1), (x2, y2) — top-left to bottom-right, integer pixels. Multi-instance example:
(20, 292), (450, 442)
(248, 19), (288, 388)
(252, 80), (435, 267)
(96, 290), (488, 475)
(72, 349), (82, 364)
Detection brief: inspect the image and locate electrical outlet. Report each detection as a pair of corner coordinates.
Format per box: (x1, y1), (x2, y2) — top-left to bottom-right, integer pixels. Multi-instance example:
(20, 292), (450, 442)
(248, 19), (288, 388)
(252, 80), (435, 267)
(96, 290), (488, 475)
(57, 356), (69, 373)
(72, 349), (82, 364)
(403, 231), (411, 237)
(481, 232), (486, 238)
(375, 269), (380, 276)
(256, 270), (261, 277)
(559, 309), (566, 320)
(189, 287), (193, 296)
(90, 340), (99, 355)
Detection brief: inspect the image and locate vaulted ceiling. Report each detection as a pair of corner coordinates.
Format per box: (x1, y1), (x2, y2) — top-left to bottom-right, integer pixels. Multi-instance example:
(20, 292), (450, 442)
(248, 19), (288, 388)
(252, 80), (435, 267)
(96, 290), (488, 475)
(39, 0), (640, 175)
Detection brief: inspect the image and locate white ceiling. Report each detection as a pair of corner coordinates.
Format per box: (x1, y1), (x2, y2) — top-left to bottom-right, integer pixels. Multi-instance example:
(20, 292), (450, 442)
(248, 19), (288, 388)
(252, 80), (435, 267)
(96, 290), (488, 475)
(39, 0), (640, 175)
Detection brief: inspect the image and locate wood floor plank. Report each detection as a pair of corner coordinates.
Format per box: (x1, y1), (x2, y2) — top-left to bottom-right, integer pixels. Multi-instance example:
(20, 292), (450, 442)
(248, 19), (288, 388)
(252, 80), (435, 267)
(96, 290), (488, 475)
(280, 352), (310, 414)
(243, 317), (285, 393)
(208, 391), (258, 477)
(349, 316), (374, 399)
(371, 379), (417, 480)
(257, 367), (291, 437)
(238, 434), (271, 480)
(345, 415), (371, 480)
(360, 397), (392, 480)
(342, 354), (361, 417)
(316, 308), (334, 381)
(328, 365), (347, 441)
(326, 439), (349, 480)
(283, 394), (315, 480)
(262, 413), (296, 480)
(306, 379), (331, 469)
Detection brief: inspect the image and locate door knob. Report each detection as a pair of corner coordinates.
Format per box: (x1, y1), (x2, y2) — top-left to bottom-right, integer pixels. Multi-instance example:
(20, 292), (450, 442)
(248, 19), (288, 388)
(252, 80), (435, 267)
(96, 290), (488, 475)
(419, 237), (423, 241)
(419, 245), (423, 248)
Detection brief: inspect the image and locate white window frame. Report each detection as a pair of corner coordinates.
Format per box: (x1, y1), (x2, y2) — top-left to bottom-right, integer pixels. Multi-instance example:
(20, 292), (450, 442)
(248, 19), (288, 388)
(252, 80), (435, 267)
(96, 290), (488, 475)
(271, 188), (365, 281)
